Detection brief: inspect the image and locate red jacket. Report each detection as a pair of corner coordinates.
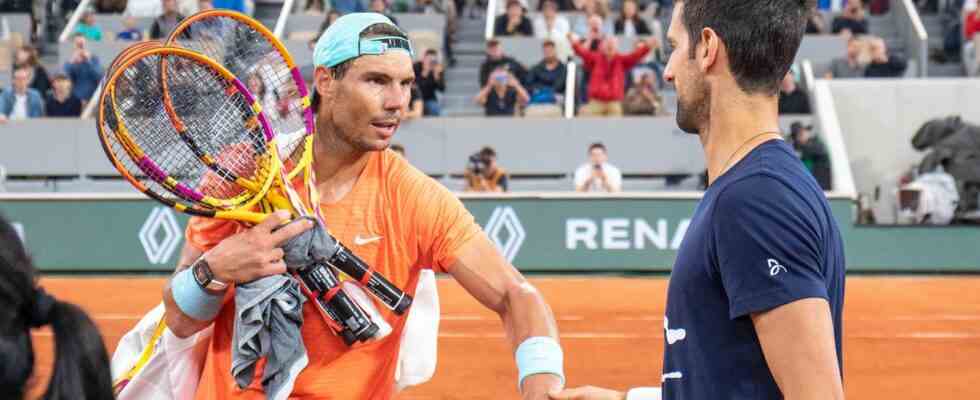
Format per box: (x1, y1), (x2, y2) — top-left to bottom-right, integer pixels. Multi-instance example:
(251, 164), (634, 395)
(572, 40), (651, 102)
(966, 12), (980, 40)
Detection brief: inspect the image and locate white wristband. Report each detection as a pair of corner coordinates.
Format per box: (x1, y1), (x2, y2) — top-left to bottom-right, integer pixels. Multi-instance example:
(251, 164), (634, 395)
(626, 387), (662, 400)
(514, 336), (565, 390)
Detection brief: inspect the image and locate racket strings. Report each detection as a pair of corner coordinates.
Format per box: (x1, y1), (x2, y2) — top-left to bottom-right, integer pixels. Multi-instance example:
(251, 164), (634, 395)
(112, 53), (260, 204)
(170, 15), (309, 170)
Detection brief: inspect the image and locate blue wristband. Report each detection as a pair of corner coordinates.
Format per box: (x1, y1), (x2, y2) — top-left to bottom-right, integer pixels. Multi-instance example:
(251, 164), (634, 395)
(171, 268), (223, 321)
(515, 336), (565, 390)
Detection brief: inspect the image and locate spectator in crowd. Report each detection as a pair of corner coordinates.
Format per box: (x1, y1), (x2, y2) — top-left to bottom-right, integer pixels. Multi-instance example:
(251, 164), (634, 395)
(527, 40), (567, 105)
(465, 146), (509, 192)
(213, 0), (246, 13)
(965, 4), (980, 75)
(479, 39), (528, 87)
(413, 49), (446, 116)
(64, 35), (104, 105)
(311, 10), (343, 48)
(0, 215), (114, 400)
(534, 0), (571, 41)
(46, 74), (83, 117)
(150, 0), (186, 39)
(574, 142), (622, 192)
(864, 37), (908, 77)
(806, 7), (826, 34)
(75, 9), (104, 41)
(333, 0), (366, 14)
(97, 0), (129, 13)
(13, 45), (51, 97)
(199, 0), (215, 11)
(570, 33), (656, 117)
(778, 71), (810, 114)
(246, 72), (277, 116)
(537, 0), (576, 10)
(826, 35), (868, 78)
(305, 0), (326, 14)
(623, 68), (662, 115)
(493, 0), (529, 14)
(789, 122), (832, 190)
(574, 7), (612, 38)
(369, 0), (400, 26)
(832, 0), (869, 36)
(0, 68), (44, 122)
(495, 0), (534, 36)
(390, 143), (405, 157)
(614, 0), (651, 37)
(404, 84), (424, 120)
(116, 15), (145, 41)
(476, 68), (530, 116)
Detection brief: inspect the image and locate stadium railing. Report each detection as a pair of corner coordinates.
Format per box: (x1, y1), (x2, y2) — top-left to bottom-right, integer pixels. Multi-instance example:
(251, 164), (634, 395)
(894, 0), (928, 77)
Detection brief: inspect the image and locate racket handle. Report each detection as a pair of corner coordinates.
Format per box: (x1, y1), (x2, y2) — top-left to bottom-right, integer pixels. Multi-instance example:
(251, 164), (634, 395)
(296, 263), (380, 345)
(327, 243), (413, 315)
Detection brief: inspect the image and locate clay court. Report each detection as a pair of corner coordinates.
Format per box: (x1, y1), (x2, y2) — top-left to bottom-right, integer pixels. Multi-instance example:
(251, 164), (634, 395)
(27, 275), (980, 399)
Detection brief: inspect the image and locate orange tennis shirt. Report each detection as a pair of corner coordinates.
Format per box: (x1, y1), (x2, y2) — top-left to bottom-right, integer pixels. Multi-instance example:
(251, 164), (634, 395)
(185, 149), (482, 399)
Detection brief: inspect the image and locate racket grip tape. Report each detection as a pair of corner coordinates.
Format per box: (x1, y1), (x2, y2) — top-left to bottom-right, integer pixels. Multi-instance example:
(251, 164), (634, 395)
(296, 263), (380, 345)
(328, 244), (413, 315)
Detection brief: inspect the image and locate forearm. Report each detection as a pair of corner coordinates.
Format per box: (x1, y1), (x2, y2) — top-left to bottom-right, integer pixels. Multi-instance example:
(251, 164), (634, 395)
(499, 281), (559, 347)
(163, 244), (214, 338)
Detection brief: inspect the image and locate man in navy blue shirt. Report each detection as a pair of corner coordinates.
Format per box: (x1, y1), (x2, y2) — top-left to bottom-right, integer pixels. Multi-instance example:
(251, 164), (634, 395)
(551, 1), (846, 399)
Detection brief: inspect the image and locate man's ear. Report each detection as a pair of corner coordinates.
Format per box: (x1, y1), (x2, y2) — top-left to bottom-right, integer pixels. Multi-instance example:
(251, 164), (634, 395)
(698, 27), (720, 73)
(314, 66), (335, 104)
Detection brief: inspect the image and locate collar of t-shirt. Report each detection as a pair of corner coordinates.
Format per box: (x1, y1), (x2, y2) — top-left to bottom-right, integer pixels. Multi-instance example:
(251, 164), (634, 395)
(10, 93), (29, 120)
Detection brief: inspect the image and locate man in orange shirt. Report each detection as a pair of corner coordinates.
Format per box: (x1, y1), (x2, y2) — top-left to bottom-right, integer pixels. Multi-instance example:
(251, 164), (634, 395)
(160, 13), (564, 399)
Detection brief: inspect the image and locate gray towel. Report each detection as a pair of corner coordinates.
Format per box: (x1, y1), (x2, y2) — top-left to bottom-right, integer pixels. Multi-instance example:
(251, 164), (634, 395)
(231, 274), (308, 400)
(281, 217), (341, 269)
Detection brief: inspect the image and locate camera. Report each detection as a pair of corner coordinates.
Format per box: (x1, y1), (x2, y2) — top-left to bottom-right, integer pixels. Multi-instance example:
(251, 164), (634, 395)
(468, 152), (489, 175)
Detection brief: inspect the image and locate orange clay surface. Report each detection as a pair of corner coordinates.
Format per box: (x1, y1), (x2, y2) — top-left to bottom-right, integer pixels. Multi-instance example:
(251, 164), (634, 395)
(29, 276), (980, 399)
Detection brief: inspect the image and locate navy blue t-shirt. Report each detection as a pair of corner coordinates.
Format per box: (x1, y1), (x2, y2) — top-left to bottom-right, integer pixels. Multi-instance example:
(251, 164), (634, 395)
(662, 139), (845, 399)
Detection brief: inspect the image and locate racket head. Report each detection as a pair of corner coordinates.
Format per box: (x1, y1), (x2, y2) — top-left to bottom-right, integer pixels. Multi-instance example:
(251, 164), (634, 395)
(103, 46), (280, 214)
(166, 10), (315, 179)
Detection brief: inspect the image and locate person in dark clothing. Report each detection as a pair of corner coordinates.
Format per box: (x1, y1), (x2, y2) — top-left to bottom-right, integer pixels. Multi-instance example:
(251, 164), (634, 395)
(527, 40), (567, 103)
(789, 122), (832, 190)
(864, 37), (908, 77)
(45, 74), (83, 117)
(479, 39), (529, 87)
(476, 68), (530, 116)
(537, 0), (575, 10)
(831, 0), (869, 35)
(149, 0), (185, 39)
(614, 0), (652, 36)
(494, 0), (534, 36)
(413, 49), (447, 116)
(778, 71), (811, 114)
(13, 45), (51, 97)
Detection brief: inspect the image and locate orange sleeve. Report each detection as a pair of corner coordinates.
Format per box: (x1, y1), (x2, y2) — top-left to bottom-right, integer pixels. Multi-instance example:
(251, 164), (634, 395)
(184, 216), (247, 252)
(394, 162), (482, 273)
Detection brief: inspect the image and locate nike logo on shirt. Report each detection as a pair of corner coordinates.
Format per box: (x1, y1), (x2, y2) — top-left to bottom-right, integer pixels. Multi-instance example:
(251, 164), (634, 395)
(354, 235), (383, 246)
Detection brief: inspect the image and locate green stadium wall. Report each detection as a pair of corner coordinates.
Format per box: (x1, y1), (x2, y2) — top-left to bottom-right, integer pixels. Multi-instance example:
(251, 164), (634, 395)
(0, 195), (977, 272)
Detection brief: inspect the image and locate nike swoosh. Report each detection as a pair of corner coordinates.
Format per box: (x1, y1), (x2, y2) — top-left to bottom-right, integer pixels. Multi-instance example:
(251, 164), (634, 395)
(354, 235), (383, 246)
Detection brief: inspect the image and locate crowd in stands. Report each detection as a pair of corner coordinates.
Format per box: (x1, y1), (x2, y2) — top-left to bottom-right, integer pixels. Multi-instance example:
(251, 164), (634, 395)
(0, 35), (98, 121)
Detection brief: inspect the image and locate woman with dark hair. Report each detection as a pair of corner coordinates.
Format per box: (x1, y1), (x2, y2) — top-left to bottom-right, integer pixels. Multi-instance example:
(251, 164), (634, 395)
(613, 0), (651, 37)
(13, 45), (51, 96)
(0, 214), (114, 400)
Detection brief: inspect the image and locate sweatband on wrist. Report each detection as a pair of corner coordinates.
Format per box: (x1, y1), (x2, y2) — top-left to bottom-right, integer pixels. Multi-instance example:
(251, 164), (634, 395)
(515, 336), (565, 390)
(626, 387), (662, 400)
(171, 268), (223, 321)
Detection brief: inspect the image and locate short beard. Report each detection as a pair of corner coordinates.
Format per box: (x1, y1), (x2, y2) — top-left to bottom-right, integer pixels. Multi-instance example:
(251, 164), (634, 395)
(675, 73), (710, 135)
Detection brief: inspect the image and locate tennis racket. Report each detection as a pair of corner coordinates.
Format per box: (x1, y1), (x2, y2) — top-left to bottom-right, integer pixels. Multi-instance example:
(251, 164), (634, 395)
(166, 10), (413, 315)
(98, 45), (379, 345)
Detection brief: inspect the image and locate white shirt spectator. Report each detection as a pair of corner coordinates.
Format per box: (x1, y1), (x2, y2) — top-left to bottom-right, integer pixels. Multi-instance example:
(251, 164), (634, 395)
(966, 0), (977, 12)
(574, 162), (622, 192)
(534, 15), (571, 39)
(10, 94), (28, 120)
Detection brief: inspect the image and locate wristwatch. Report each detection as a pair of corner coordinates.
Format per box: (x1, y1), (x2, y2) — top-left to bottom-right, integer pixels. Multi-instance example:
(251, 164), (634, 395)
(191, 254), (228, 293)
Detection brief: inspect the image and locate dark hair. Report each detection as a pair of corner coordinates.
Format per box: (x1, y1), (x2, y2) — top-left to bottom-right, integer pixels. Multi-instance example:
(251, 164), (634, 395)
(52, 73), (70, 82)
(424, 48), (438, 56)
(486, 39), (500, 48)
(479, 146), (497, 159)
(588, 142), (607, 153)
(542, 39), (555, 48)
(15, 45), (40, 68)
(0, 214), (113, 400)
(312, 22), (409, 109)
(679, 0), (811, 95)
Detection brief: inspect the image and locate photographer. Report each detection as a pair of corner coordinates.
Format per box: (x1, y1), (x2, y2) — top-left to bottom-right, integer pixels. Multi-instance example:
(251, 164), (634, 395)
(574, 142), (622, 192)
(464, 146), (509, 192)
(475, 68), (530, 117)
